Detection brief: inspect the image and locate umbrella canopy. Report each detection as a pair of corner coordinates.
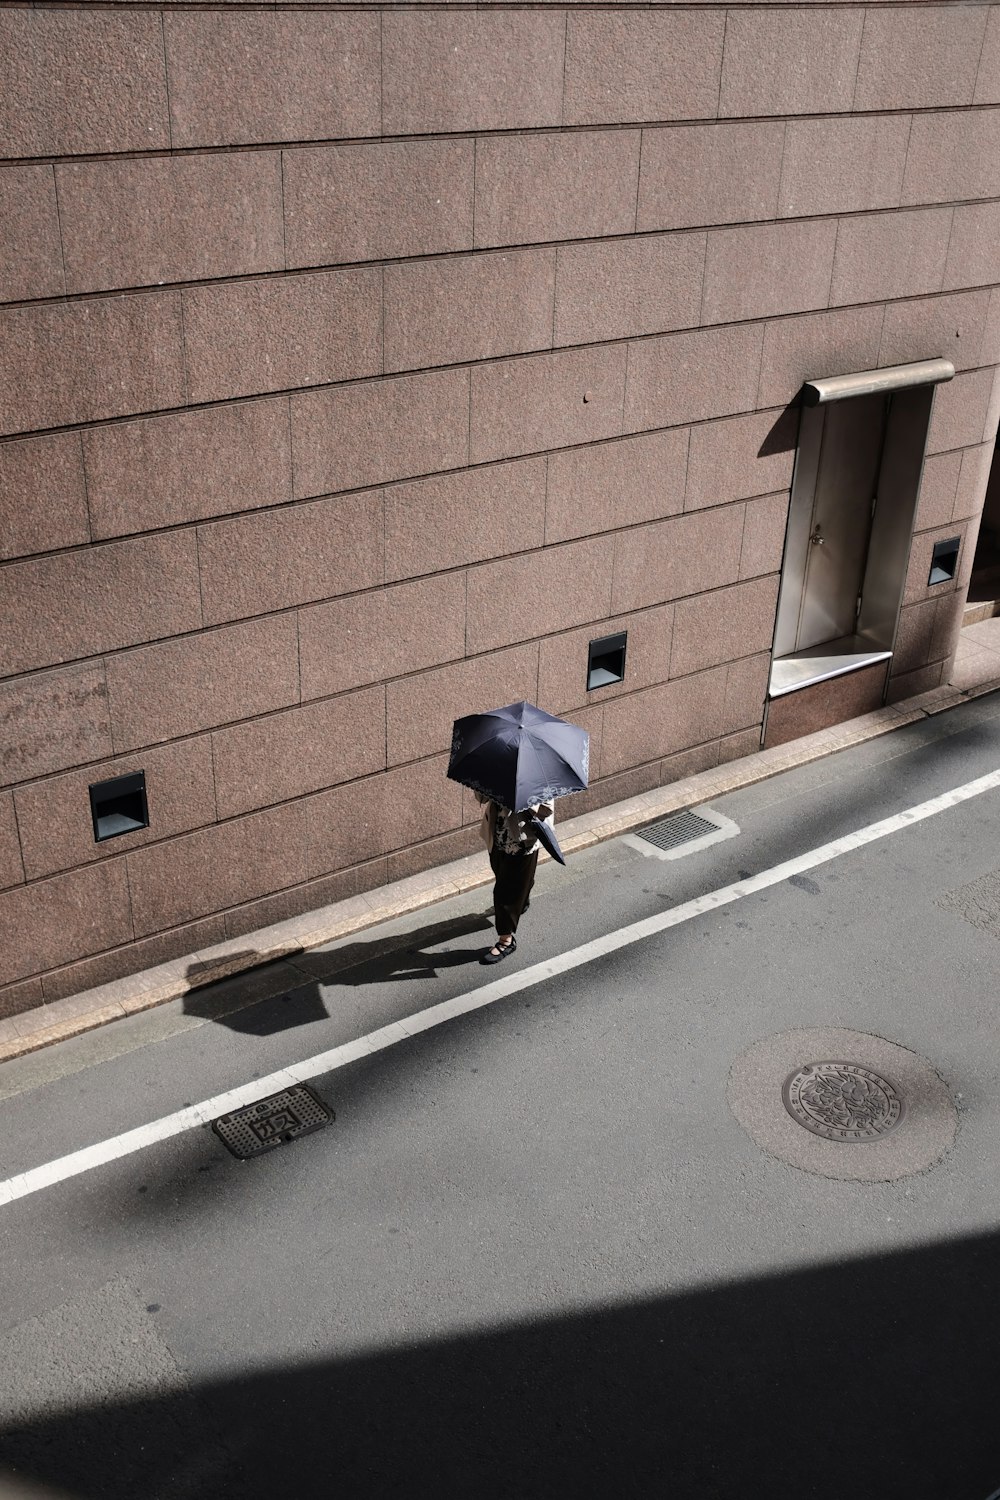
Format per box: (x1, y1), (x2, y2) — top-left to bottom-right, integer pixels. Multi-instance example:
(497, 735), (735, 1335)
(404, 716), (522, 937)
(448, 701), (589, 812)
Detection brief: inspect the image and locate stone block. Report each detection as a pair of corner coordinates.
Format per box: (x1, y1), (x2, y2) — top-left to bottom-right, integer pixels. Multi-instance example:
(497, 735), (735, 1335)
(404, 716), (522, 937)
(0, 664), (112, 787)
(830, 207), (952, 307)
(702, 220), (837, 325)
(386, 644), (539, 764)
(886, 661), (945, 706)
(0, 10), (169, 158)
(943, 201), (1000, 294)
(382, 13), (564, 134)
(470, 344), (627, 465)
(386, 828), (481, 888)
(474, 130), (641, 249)
(716, 728), (763, 768)
(612, 505), (745, 613)
(0, 860), (133, 988)
(57, 153), (284, 295)
(927, 370), (995, 453)
(954, 445), (994, 522)
(563, 13), (724, 125)
(913, 452), (962, 534)
(284, 140), (474, 269)
(719, 9), (864, 117)
(757, 305), (883, 408)
(904, 521), (969, 604)
(0, 531), (202, 677)
(854, 6), (987, 110)
(686, 410), (797, 512)
(892, 599), (942, 676)
(624, 322), (764, 435)
(879, 289), (992, 374)
(637, 121), (783, 233)
(0, 433), (89, 561)
(223, 862), (385, 943)
(466, 536), (614, 653)
(546, 428), (688, 544)
(0, 292), (185, 437)
(764, 662), (888, 747)
(0, 165), (63, 301)
(126, 800), (313, 937)
(777, 115), (909, 219)
(0, 978), (43, 1022)
(723, 652), (771, 734)
(38, 915), (226, 1003)
(0, 794), (23, 892)
(385, 459), (546, 583)
(901, 109), (1000, 204)
(292, 368), (470, 499)
(213, 684), (386, 819)
(106, 614), (300, 751)
(740, 492), (791, 581)
(601, 664), (729, 776)
(554, 233), (704, 347)
(165, 13), (379, 148)
(982, 289), (1000, 367)
(14, 736), (216, 882)
(197, 489), (383, 626)
(975, 7), (1000, 104)
(384, 249), (555, 373)
(537, 602), (674, 714)
(299, 573), (467, 701)
(671, 577), (780, 679)
(305, 757), (462, 878)
(183, 268), (381, 405)
(83, 399), (292, 539)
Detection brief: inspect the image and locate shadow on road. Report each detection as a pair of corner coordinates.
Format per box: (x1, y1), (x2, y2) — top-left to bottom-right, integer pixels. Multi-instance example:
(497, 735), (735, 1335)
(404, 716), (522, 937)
(2, 1228), (999, 1500)
(180, 911), (495, 1036)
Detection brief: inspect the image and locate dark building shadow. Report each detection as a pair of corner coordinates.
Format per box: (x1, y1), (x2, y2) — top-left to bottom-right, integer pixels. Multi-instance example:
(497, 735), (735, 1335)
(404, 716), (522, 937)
(181, 912), (494, 1036)
(2, 1228), (999, 1500)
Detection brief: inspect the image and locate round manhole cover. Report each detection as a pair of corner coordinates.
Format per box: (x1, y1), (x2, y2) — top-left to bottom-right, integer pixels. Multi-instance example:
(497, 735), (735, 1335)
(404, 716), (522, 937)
(728, 1028), (957, 1181)
(782, 1061), (903, 1142)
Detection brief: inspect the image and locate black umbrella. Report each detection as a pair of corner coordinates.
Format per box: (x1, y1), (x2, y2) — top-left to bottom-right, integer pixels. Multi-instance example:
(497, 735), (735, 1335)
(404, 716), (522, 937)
(447, 700), (589, 813)
(527, 813), (567, 866)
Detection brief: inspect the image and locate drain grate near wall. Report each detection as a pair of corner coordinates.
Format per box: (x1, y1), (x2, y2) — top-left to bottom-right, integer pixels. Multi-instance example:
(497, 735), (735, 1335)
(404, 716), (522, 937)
(624, 806), (739, 861)
(212, 1085), (332, 1160)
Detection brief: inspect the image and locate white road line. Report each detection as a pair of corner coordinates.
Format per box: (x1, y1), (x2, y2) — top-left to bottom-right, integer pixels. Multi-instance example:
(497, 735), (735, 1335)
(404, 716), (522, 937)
(2, 766), (999, 1210)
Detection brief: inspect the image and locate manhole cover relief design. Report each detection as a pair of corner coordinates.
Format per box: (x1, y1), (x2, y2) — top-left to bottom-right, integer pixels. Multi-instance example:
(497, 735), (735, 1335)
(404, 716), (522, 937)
(212, 1085), (332, 1160)
(782, 1062), (903, 1143)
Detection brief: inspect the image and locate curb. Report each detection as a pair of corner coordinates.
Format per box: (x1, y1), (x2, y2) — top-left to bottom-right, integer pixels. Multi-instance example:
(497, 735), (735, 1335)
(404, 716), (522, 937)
(1, 678), (995, 1065)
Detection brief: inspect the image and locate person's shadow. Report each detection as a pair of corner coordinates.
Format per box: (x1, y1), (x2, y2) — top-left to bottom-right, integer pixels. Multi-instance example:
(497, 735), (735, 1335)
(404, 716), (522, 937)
(181, 910), (495, 1037)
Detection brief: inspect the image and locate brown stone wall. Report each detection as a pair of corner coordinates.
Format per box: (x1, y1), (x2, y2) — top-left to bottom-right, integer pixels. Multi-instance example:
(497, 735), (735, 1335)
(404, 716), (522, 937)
(2, 1), (999, 1010)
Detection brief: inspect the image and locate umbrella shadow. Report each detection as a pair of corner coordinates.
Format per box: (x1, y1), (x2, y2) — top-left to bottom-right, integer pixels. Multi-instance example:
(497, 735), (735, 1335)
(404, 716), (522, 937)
(181, 912), (495, 1036)
(289, 910), (496, 987)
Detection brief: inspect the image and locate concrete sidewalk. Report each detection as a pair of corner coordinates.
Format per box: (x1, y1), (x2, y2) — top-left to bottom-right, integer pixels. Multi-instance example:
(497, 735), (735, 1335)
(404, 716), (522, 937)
(3, 634), (1000, 1067)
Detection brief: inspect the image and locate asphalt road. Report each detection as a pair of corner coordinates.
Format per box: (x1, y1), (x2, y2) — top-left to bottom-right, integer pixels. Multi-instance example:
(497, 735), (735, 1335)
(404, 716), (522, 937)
(2, 691), (1000, 1500)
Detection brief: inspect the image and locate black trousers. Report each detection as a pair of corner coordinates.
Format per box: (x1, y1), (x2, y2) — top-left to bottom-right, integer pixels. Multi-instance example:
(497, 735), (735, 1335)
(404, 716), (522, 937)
(489, 846), (538, 936)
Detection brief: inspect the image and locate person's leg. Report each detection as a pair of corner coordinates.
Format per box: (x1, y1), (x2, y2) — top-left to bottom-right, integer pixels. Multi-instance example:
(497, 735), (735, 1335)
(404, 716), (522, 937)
(484, 850), (537, 962)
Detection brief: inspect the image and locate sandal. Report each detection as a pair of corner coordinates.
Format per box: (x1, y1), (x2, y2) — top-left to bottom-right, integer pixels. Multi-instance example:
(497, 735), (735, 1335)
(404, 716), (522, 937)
(481, 936), (517, 965)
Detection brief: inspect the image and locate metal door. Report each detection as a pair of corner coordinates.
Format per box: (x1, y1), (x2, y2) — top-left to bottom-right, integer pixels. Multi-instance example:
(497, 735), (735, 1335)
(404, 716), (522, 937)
(795, 392), (888, 651)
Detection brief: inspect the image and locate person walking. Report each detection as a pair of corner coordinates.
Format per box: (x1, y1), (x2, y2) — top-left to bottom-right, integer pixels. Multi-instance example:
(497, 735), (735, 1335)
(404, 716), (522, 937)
(476, 794), (555, 964)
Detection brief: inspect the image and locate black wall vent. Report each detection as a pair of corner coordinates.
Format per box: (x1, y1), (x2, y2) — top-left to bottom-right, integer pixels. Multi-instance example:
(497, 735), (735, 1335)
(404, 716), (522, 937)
(928, 536), (961, 585)
(89, 771), (149, 843)
(587, 631), (627, 690)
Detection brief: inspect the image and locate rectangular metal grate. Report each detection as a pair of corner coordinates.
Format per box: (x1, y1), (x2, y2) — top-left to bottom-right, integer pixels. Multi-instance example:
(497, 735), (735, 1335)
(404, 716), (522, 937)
(635, 810), (721, 851)
(212, 1085), (332, 1160)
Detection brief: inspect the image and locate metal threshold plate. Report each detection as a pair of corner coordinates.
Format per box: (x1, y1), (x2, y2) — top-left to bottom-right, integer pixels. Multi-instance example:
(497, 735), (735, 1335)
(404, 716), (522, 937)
(213, 1085), (332, 1160)
(623, 806), (739, 861)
